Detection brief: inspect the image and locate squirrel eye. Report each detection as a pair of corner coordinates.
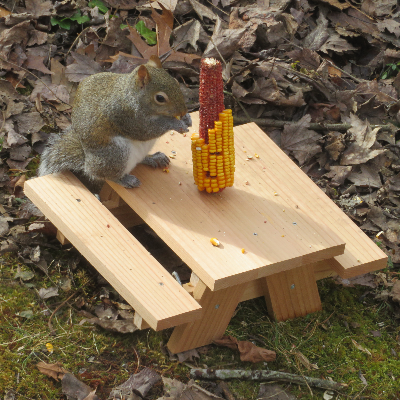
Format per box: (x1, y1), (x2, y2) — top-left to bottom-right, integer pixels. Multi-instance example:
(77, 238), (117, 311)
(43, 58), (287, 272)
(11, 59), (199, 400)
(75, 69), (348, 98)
(154, 92), (169, 104)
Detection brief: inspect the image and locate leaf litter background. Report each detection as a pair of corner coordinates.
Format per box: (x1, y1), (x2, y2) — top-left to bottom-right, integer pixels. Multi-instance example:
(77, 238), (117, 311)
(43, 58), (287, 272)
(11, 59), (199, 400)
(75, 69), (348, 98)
(1, 0), (400, 399)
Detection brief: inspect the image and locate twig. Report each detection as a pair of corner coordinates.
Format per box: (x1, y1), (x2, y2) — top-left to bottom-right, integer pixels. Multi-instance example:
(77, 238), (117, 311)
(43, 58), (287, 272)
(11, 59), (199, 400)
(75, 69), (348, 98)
(190, 369), (347, 391)
(65, 26), (91, 60)
(132, 345), (140, 374)
(323, 59), (364, 84)
(0, 56), (71, 106)
(232, 116), (393, 132)
(48, 291), (79, 335)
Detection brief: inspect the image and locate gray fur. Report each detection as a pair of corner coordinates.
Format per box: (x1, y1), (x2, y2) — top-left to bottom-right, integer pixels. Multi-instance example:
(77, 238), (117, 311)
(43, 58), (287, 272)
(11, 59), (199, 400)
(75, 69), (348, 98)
(38, 59), (191, 191)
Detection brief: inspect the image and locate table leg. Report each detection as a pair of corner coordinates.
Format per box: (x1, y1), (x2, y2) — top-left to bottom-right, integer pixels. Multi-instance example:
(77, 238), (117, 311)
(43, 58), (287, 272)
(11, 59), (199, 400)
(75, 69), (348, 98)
(263, 264), (322, 321)
(167, 280), (248, 354)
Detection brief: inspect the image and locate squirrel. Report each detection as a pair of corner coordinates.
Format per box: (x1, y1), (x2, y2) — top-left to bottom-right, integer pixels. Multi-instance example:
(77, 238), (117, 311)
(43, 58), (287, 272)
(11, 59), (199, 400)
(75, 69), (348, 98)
(38, 56), (191, 192)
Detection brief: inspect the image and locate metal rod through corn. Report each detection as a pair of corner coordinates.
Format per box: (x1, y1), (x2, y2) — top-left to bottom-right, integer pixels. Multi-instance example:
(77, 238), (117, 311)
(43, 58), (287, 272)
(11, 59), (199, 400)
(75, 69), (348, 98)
(192, 58), (235, 193)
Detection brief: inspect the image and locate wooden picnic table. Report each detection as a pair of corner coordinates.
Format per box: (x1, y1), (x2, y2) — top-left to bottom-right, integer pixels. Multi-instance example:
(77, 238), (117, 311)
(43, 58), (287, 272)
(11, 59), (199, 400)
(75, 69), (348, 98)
(25, 112), (387, 353)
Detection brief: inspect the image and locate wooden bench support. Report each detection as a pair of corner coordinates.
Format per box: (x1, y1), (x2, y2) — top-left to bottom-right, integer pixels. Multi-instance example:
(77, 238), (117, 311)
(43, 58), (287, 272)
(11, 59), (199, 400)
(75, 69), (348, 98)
(134, 312), (151, 330)
(263, 264), (322, 321)
(167, 280), (248, 354)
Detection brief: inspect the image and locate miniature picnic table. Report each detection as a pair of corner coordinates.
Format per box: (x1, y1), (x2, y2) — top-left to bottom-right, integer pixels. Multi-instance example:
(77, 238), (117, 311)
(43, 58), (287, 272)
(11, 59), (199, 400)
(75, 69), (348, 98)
(25, 112), (387, 353)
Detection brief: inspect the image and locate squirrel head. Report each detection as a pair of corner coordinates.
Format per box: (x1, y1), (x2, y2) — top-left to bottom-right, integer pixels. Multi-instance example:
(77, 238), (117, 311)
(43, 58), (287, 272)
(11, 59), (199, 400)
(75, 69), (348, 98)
(131, 56), (188, 120)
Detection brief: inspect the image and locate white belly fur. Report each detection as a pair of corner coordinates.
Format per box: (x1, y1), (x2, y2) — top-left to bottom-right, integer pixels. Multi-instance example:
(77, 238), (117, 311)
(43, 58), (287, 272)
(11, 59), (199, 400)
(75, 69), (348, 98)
(114, 136), (157, 175)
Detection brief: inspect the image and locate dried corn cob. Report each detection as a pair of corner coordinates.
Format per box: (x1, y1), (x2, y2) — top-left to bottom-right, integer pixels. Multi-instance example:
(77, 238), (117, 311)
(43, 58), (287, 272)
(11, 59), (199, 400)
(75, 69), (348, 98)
(192, 58), (235, 193)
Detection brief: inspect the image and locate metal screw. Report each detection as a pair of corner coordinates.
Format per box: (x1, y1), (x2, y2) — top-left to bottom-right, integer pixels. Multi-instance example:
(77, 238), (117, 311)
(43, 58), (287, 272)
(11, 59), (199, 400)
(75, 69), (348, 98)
(159, 282), (164, 286)
(215, 304), (220, 309)
(290, 284), (295, 289)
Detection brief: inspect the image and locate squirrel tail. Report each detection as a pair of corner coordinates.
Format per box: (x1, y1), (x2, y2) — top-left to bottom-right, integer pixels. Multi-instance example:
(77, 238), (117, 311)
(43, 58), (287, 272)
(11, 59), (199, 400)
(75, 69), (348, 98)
(38, 128), (85, 177)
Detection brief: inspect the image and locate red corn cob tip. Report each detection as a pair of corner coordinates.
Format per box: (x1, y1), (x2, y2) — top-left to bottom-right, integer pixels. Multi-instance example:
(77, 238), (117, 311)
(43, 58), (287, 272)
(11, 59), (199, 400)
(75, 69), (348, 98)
(199, 58), (224, 143)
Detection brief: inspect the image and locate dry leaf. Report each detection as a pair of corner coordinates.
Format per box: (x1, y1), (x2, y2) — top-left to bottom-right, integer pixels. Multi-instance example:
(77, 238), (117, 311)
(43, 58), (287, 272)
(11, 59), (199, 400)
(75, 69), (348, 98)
(109, 367), (161, 399)
(324, 166), (352, 185)
(351, 339), (372, 356)
(176, 348), (200, 363)
(83, 317), (139, 333)
(38, 286), (59, 299)
(159, 377), (223, 400)
(203, 17), (246, 60)
(0, 6), (11, 17)
(377, 20), (400, 38)
(335, 273), (377, 288)
(361, 0), (396, 17)
(37, 361), (68, 381)
(24, 0), (53, 18)
(62, 373), (100, 400)
(294, 350), (319, 370)
(24, 55), (53, 74)
(286, 48), (321, 70)
(213, 335), (276, 363)
(281, 114), (322, 165)
(65, 52), (102, 83)
(390, 280), (400, 303)
(14, 112), (45, 135)
(340, 114), (385, 165)
(348, 164), (382, 188)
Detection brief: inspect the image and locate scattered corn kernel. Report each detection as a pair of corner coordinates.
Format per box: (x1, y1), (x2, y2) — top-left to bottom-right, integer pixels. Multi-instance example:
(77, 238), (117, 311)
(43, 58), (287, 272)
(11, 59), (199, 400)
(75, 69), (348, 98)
(254, 153), (259, 158)
(163, 168), (169, 173)
(210, 237), (220, 246)
(241, 248), (245, 254)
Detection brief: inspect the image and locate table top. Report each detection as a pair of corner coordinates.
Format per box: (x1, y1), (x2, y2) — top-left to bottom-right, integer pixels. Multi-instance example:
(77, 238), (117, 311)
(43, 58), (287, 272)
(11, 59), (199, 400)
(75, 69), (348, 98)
(109, 112), (346, 291)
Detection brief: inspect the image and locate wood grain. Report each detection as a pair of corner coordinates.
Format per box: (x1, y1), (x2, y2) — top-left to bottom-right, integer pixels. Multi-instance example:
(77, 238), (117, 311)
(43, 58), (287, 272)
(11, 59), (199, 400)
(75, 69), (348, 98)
(167, 280), (248, 354)
(24, 172), (202, 331)
(108, 113), (347, 291)
(264, 264), (322, 320)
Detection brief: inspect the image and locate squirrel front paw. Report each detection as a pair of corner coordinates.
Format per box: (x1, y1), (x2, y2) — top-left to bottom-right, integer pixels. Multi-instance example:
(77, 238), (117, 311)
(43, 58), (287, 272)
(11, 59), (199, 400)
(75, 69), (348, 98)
(117, 174), (141, 188)
(141, 152), (170, 168)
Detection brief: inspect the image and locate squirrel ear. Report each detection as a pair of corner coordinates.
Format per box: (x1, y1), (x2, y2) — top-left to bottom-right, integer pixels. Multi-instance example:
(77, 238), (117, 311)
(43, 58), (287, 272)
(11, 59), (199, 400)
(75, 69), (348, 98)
(137, 64), (151, 88)
(147, 55), (163, 69)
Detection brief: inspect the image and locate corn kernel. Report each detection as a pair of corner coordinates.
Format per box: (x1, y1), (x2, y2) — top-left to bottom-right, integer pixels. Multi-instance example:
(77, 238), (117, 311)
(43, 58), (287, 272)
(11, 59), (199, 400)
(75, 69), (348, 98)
(210, 237), (220, 246)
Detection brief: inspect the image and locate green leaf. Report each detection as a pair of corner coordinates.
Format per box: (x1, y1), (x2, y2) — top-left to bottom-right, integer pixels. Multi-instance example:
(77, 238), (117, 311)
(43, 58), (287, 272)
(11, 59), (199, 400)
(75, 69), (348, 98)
(88, 0), (109, 14)
(70, 10), (90, 24)
(50, 17), (71, 30)
(14, 270), (35, 281)
(135, 20), (157, 45)
(381, 72), (388, 80)
(120, 24), (128, 30)
(392, 64), (398, 70)
(19, 310), (34, 319)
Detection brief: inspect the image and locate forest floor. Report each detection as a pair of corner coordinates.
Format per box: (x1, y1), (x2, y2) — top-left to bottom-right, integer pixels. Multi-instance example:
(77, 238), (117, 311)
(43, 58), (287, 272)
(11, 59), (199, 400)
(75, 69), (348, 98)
(1, 0), (400, 399)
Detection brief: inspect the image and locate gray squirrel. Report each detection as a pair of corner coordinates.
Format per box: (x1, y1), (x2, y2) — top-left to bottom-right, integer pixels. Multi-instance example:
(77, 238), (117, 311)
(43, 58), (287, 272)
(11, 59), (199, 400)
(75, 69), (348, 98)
(38, 56), (191, 191)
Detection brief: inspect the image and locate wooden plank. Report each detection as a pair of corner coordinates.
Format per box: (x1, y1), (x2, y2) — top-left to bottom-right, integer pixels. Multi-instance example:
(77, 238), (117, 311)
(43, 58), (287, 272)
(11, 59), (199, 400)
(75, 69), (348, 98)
(134, 312), (151, 330)
(231, 122), (387, 278)
(167, 280), (248, 354)
(108, 202), (144, 228)
(24, 172), (202, 331)
(108, 113), (346, 291)
(100, 182), (123, 209)
(238, 261), (337, 303)
(263, 265), (322, 320)
(56, 230), (70, 245)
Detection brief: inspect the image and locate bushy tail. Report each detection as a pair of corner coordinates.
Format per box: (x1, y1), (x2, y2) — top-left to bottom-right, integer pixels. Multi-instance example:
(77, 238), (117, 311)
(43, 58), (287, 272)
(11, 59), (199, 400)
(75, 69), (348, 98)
(38, 128), (85, 177)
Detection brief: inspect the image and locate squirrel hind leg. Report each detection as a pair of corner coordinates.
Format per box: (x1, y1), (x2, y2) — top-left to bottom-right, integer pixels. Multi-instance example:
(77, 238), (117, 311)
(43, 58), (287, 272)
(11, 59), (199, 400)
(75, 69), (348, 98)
(141, 152), (170, 168)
